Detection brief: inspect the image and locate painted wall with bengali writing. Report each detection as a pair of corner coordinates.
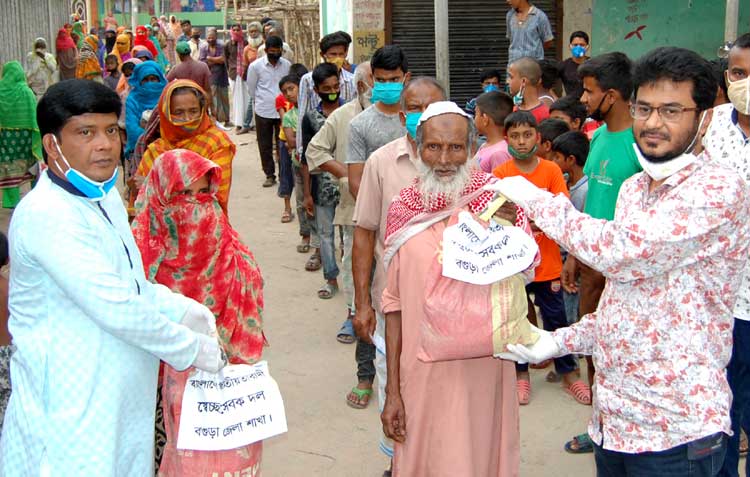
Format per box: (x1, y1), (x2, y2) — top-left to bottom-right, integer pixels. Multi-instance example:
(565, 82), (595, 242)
(353, 0), (385, 64)
(592, 0), (750, 59)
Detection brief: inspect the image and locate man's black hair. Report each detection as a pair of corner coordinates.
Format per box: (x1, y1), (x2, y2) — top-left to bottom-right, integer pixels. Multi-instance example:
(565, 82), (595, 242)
(312, 62), (339, 88)
(733, 32), (750, 49)
(552, 131), (589, 167)
(279, 74), (301, 90)
(37, 80), (121, 161)
(479, 68), (502, 84)
(578, 52), (634, 100)
(550, 95), (588, 127)
(260, 17), (273, 25)
(475, 91), (514, 127)
(320, 31), (351, 54)
(180, 19), (191, 26)
(265, 35), (283, 50)
(0, 232), (8, 268)
(570, 31), (590, 44)
(709, 58), (729, 100)
(371, 45), (408, 73)
(633, 47), (717, 112)
(538, 118), (570, 145)
(538, 59), (561, 90)
(290, 63), (308, 78)
(504, 110), (538, 131)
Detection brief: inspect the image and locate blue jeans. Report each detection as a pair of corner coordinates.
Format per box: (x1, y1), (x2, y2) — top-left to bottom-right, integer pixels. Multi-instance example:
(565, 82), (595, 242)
(594, 433), (726, 477)
(719, 318), (750, 477)
(517, 279), (578, 375)
(277, 142), (294, 198)
(314, 203), (339, 281)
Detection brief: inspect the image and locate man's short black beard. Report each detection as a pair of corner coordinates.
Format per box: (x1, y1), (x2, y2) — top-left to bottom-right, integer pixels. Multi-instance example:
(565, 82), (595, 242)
(638, 123), (700, 164)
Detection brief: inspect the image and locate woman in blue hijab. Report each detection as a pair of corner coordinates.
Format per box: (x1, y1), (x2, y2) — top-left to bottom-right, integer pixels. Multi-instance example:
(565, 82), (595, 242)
(125, 61), (166, 158)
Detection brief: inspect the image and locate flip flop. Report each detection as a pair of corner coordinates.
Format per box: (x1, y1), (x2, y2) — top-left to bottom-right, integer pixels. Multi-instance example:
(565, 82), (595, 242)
(297, 241), (311, 253)
(517, 379), (531, 405)
(564, 380), (592, 405)
(346, 386), (373, 409)
(281, 210), (294, 223)
(564, 433), (594, 454)
(337, 318), (356, 344)
(305, 253), (322, 271)
(741, 430), (748, 457)
(318, 282), (338, 299)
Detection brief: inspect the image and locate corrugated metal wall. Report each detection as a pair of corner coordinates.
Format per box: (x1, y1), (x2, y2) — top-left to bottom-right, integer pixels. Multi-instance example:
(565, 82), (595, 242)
(390, 0), (437, 79)
(388, 0), (560, 105)
(1, 0), (72, 68)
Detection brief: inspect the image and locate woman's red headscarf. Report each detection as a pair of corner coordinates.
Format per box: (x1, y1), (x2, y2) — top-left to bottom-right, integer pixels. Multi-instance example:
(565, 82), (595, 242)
(132, 149), (264, 364)
(134, 25), (158, 58)
(56, 28), (76, 51)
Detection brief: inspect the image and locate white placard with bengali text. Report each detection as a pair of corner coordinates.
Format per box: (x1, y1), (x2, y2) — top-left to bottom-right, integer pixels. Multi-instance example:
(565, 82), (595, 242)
(176, 361), (288, 451)
(442, 211), (538, 285)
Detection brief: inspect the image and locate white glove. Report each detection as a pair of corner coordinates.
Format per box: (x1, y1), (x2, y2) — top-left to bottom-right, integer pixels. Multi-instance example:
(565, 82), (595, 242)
(191, 333), (227, 373)
(486, 176), (552, 210)
(501, 325), (562, 364)
(181, 300), (218, 337)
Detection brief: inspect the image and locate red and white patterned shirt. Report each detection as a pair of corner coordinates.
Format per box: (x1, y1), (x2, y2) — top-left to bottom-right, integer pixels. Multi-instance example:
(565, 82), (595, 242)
(522, 157), (750, 453)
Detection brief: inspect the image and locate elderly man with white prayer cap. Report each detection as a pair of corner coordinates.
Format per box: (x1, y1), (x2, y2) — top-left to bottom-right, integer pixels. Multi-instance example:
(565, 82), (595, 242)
(379, 100), (529, 477)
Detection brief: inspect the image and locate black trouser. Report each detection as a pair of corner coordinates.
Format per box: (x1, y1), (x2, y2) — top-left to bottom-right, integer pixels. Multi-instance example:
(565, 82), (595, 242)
(255, 114), (280, 180)
(356, 338), (376, 383)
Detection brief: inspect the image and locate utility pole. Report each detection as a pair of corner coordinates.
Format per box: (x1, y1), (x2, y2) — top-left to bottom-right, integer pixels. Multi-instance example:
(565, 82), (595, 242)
(434, 0), (450, 94)
(725, 0), (739, 43)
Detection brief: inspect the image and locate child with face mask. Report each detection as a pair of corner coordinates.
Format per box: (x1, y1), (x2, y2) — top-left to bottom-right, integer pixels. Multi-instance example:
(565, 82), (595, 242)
(507, 57), (550, 124)
(494, 111), (591, 407)
(465, 68), (503, 117)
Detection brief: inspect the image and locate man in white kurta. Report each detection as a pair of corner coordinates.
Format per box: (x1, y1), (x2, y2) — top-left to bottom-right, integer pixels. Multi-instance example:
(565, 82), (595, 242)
(0, 79), (223, 476)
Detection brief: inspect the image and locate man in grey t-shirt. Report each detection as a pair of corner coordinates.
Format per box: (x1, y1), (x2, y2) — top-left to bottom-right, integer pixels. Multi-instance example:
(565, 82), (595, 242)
(346, 103), (405, 175)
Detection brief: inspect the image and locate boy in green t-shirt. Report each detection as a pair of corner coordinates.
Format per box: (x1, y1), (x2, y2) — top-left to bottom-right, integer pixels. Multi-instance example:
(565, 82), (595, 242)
(280, 74), (312, 250)
(561, 51), (643, 455)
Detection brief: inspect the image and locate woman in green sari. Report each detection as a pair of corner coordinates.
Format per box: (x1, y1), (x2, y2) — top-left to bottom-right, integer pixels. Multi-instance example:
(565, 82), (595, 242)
(0, 62), (42, 208)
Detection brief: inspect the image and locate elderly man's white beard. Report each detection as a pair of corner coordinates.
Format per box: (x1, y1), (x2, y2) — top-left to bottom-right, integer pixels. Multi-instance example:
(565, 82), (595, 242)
(416, 156), (473, 206)
(248, 36), (263, 48)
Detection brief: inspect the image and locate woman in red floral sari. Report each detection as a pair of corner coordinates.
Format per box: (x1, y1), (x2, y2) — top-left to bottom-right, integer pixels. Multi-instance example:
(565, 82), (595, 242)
(132, 149), (264, 476)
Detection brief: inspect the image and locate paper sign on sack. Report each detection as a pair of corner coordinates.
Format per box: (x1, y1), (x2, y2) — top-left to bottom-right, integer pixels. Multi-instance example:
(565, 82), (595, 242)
(442, 211), (538, 285)
(176, 361), (288, 451)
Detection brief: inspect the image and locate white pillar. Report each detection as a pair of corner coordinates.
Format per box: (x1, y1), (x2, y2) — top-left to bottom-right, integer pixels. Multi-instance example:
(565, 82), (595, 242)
(434, 0), (450, 93)
(726, 0), (739, 43)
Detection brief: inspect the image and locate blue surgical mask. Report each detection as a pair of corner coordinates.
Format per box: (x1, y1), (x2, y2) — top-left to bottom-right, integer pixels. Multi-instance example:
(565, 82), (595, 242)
(513, 86), (524, 107)
(483, 84), (500, 93)
(571, 45), (587, 59)
(371, 81), (403, 105)
(52, 136), (118, 201)
(405, 112), (422, 139)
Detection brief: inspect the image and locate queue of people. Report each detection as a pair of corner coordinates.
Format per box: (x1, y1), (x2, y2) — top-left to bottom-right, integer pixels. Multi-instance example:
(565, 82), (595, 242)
(0, 3), (750, 477)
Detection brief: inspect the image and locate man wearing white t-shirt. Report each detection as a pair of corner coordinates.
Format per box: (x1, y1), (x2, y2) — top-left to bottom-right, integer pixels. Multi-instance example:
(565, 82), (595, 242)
(704, 32), (750, 477)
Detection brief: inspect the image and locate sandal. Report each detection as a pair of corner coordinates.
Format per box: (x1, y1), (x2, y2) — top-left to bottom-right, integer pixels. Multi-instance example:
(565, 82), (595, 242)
(346, 386), (373, 409)
(337, 318), (356, 344)
(564, 380), (592, 405)
(564, 433), (594, 454)
(281, 210), (294, 223)
(305, 253), (322, 271)
(297, 240), (310, 253)
(318, 282), (338, 300)
(517, 379), (531, 405)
